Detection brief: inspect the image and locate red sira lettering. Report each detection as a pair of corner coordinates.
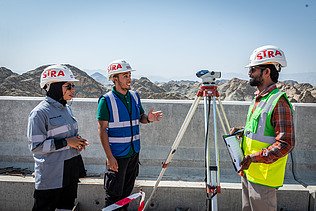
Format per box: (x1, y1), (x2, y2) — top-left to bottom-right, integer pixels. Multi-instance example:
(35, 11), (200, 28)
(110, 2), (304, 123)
(275, 50), (282, 56)
(256, 49), (282, 60)
(268, 50), (274, 58)
(42, 70), (65, 78)
(57, 70), (65, 76)
(108, 63), (123, 71)
(108, 64), (115, 71)
(256, 52), (263, 60)
(50, 70), (56, 77)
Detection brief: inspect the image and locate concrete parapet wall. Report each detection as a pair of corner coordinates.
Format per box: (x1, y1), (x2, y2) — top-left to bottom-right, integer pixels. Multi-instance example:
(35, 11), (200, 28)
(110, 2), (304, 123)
(0, 176), (314, 211)
(0, 96), (315, 185)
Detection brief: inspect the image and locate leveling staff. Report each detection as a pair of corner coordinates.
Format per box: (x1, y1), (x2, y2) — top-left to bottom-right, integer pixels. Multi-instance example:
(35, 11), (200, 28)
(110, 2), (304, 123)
(231, 45), (295, 211)
(97, 59), (163, 210)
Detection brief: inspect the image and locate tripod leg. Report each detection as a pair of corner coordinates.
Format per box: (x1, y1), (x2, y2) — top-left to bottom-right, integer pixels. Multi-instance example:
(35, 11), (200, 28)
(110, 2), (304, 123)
(218, 98), (231, 131)
(204, 96), (213, 211)
(205, 96), (222, 211)
(204, 96), (220, 211)
(144, 96), (202, 210)
(212, 96), (219, 211)
(216, 105), (227, 134)
(204, 96), (211, 190)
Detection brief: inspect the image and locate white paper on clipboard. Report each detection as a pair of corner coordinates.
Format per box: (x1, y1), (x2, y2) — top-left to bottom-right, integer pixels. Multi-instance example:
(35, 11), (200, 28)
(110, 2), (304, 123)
(223, 134), (244, 172)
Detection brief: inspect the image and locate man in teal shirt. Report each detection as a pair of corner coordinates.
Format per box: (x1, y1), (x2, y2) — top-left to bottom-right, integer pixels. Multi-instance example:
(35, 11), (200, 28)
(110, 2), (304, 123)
(97, 59), (163, 210)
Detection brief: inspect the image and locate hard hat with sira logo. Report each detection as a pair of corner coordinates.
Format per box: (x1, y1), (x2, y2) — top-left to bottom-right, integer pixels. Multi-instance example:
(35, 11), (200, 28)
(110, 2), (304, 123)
(107, 59), (135, 80)
(40, 64), (79, 90)
(245, 45), (287, 71)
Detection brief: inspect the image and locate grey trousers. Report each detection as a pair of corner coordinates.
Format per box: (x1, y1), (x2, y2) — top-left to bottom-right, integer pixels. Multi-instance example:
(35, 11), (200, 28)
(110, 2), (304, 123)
(241, 176), (277, 211)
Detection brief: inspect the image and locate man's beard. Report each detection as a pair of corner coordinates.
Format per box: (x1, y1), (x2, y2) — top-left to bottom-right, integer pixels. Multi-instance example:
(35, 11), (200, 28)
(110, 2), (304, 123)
(123, 86), (131, 91)
(249, 73), (263, 87)
(118, 80), (131, 91)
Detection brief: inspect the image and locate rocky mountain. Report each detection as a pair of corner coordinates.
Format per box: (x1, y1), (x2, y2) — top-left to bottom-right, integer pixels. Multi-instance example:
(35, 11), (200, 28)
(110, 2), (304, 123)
(128, 77), (316, 103)
(0, 67), (19, 83)
(90, 72), (110, 85)
(279, 72), (316, 85)
(1, 66), (315, 103)
(277, 82), (316, 103)
(0, 65), (109, 98)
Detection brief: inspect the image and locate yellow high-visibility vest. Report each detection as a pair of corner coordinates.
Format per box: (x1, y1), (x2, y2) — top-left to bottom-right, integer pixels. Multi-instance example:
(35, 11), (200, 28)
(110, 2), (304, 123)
(242, 88), (293, 188)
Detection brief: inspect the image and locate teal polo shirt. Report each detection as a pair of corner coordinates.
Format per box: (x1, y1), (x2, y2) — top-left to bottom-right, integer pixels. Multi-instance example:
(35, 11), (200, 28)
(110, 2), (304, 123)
(97, 87), (145, 121)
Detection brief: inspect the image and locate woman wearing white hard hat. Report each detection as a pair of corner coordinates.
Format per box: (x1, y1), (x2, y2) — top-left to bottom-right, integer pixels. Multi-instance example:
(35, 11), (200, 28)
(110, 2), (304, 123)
(27, 64), (89, 211)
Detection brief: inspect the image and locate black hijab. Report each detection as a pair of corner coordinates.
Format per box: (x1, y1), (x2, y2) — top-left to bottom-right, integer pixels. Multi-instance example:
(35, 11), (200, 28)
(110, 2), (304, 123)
(46, 82), (67, 106)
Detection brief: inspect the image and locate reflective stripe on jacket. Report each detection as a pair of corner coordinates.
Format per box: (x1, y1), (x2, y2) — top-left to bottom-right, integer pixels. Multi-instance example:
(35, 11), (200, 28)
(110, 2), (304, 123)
(242, 88), (292, 188)
(27, 97), (80, 190)
(104, 91), (141, 157)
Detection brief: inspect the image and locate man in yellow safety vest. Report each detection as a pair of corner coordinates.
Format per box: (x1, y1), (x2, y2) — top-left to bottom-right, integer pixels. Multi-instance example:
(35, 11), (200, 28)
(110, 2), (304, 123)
(231, 45), (295, 211)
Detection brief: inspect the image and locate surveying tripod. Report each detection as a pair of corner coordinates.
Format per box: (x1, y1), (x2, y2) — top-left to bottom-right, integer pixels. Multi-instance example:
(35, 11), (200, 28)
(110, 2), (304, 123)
(144, 70), (231, 211)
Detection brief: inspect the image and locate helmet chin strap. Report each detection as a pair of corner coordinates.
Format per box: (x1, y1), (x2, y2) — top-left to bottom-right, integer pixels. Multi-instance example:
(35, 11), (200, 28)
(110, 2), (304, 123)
(43, 83), (51, 92)
(274, 63), (281, 72)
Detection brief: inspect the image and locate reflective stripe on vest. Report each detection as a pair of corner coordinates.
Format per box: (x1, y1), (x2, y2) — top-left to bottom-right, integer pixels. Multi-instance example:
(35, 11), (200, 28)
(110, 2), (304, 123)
(242, 89), (291, 188)
(107, 92), (140, 128)
(104, 91), (141, 157)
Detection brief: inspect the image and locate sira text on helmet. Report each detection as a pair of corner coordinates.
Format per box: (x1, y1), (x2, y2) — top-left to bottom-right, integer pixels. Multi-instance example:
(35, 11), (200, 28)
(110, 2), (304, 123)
(256, 49), (282, 60)
(42, 70), (65, 78)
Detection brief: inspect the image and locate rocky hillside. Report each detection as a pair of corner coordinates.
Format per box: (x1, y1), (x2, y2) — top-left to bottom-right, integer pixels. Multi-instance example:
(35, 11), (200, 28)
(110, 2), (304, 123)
(0, 65), (109, 98)
(127, 77), (316, 103)
(90, 72), (111, 86)
(1, 66), (315, 103)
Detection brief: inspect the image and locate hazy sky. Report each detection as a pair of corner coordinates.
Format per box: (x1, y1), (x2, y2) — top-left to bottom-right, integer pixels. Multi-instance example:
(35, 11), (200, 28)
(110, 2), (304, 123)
(1, 0), (315, 81)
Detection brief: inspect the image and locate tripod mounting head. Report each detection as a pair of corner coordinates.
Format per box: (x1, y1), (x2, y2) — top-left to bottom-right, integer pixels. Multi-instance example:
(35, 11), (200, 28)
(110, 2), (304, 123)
(196, 70), (221, 85)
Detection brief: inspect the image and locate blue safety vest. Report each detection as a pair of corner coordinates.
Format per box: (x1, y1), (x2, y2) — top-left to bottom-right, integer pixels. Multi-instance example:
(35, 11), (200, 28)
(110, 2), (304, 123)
(103, 91), (141, 157)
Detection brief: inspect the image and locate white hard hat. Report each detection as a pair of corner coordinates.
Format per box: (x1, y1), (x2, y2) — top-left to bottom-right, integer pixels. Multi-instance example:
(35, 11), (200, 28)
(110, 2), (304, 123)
(245, 45), (287, 71)
(40, 64), (79, 89)
(107, 59), (135, 80)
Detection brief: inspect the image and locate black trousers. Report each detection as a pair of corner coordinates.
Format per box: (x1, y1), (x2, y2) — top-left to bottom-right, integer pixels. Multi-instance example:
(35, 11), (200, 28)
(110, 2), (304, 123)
(104, 153), (139, 210)
(32, 155), (85, 211)
(32, 182), (78, 211)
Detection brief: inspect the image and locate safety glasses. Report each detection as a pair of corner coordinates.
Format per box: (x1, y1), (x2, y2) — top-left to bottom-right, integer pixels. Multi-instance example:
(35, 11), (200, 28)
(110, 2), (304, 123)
(249, 66), (267, 73)
(63, 83), (75, 90)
